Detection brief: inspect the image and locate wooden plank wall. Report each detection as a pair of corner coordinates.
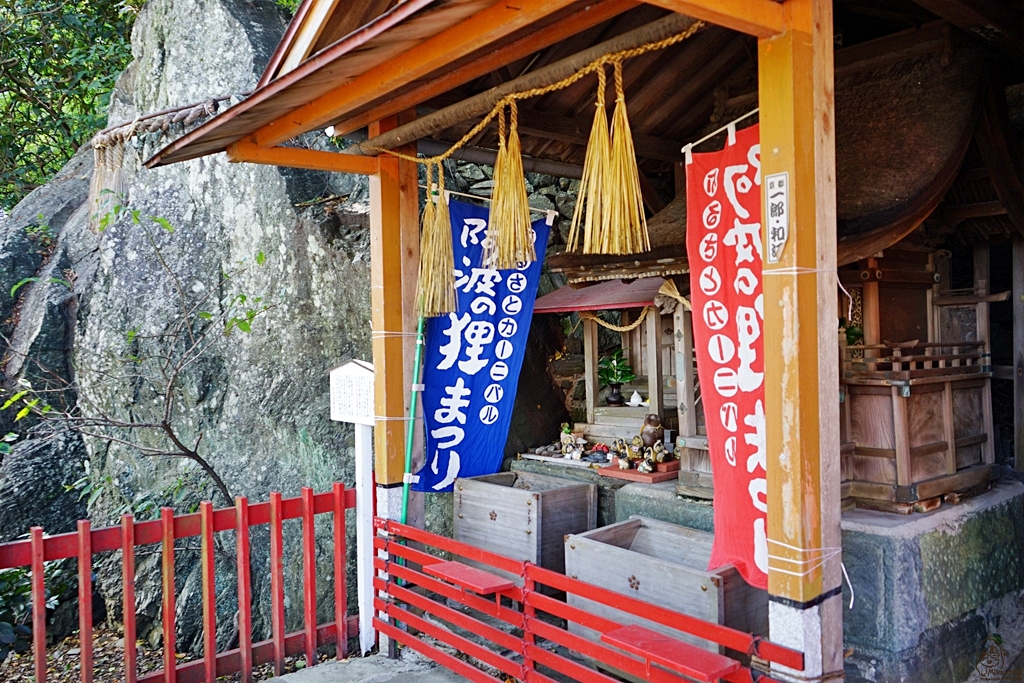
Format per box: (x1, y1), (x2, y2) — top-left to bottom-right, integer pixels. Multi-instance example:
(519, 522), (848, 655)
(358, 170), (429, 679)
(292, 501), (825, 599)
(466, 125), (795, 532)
(1015, 238), (1024, 471)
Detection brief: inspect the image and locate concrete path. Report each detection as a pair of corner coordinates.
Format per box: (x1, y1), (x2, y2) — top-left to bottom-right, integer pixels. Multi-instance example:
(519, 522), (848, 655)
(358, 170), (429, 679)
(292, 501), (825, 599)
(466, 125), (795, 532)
(275, 654), (467, 682)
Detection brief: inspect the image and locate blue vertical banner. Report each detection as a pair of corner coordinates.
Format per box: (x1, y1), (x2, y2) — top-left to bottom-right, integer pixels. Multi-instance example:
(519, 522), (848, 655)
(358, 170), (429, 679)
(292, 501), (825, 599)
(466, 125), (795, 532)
(414, 199), (552, 492)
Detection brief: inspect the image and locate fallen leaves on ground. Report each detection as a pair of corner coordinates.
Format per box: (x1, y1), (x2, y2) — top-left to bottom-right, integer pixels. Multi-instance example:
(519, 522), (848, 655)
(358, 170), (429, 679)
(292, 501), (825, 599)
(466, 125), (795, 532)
(0, 625), (332, 681)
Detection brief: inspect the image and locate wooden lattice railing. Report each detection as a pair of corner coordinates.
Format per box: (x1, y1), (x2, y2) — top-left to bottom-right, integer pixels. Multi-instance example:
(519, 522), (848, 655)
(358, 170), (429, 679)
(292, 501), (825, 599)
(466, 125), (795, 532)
(0, 484), (357, 683)
(843, 341), (987, 381)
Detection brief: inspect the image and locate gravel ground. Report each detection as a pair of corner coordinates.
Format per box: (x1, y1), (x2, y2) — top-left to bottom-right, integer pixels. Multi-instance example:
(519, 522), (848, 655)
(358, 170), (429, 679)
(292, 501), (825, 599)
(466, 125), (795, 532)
(0, 625), (327, 682)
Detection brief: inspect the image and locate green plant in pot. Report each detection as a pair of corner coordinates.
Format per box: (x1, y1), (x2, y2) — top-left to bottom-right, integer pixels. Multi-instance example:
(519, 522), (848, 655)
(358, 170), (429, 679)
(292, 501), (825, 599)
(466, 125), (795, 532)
(598, 348), (636, 406)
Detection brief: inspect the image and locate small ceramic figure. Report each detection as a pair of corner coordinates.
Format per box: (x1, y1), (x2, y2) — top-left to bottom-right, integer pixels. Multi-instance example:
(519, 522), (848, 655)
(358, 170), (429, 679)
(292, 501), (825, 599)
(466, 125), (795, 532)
(628, 436), (643, 462)
(640, 414), (664, 448)
(637, 457), (656, 474)
(617, 454), (633, 470)
(651, 439), (668, 463)
(559, 423), (574, 449)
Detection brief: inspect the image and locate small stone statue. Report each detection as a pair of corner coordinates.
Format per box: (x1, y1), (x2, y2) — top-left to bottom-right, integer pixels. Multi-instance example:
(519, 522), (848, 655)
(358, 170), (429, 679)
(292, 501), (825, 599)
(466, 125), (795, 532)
(640, 414), (664, 448)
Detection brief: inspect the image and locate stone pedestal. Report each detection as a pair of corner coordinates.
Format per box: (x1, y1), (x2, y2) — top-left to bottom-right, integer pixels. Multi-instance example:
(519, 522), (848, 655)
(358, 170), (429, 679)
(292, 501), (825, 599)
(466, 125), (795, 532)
(842, 480), (1024, 683)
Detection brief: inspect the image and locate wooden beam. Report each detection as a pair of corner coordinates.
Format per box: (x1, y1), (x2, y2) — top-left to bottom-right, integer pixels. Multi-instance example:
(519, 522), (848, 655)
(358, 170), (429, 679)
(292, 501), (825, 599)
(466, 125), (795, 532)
(329, 0), (638, 138)
(345, 13), (703, 155)
(945, 200), (1008, 223)
(646, 308), (663, 418)
(226, 139), (379, 175)
(1013, 237), (1024, 471)
(504, 106), (685, 163)
(974, 243), (995, 465)
(417, 138), (584, 178)
(637, 169), (666, 214)
(584, 319), (599, 424)
(674, 307), (697, 437)
(253, 0), (588, 148)
(641, 0), (784, 37)
(369, 116), (416, 486)
(758, 0), (843, 677)
(276, 0), (344, 79)
(862, 258), (881, 347)
(910, 0), (1023, 62)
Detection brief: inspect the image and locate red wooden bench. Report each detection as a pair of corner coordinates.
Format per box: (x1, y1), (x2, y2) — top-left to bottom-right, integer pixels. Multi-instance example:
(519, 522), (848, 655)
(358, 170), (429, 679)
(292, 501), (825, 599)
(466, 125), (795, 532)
(601, 624), (741, 682)
(424, 561), (515, 595)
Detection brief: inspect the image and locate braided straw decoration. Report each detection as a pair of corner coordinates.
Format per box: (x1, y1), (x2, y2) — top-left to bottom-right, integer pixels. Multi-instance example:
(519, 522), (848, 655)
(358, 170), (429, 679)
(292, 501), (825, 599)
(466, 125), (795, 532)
(483, 101), (536, 269)
(568, 64), (610, 254)
(579, 306), (649, 332)
(604, 60), (650, 255)
(416, 162), (458, 317)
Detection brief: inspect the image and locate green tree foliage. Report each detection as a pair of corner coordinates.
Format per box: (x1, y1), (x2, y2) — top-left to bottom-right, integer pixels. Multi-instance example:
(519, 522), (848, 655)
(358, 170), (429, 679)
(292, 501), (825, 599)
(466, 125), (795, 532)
(0, 1), (135, 209)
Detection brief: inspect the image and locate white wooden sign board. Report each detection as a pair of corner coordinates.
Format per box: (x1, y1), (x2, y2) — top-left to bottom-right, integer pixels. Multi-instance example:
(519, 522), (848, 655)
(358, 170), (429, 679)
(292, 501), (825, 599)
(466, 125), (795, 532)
(328, 358), (376, 655)
(765, 171), (790, 264)
(330, 359), (375, 426)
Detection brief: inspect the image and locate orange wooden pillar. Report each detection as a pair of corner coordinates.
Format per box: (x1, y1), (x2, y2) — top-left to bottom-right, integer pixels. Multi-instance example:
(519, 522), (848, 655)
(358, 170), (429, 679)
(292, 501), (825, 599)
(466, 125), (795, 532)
(369, 114), (420, 494)
(758, 0), (844, 679)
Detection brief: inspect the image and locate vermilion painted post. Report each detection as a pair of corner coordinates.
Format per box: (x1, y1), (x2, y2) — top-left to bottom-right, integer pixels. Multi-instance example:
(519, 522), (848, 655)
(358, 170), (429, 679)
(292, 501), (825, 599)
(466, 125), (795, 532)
(200, 502), (216, 683)
(333, 483), (348, 659)
(77, 520), (93, 683)
(161, 507), (177, 683)
(235, 497), (253, 683)
(269, 492), (285, 676)
(30, 526), (46, 683)
(122, 515), (137, 683)
(521, 566), (535, 680)
(301, 487), (317, 667)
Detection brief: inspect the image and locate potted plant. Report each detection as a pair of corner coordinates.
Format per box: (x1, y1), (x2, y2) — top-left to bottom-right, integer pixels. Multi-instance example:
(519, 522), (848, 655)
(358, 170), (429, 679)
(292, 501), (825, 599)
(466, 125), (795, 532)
(598, 348), (636, 406)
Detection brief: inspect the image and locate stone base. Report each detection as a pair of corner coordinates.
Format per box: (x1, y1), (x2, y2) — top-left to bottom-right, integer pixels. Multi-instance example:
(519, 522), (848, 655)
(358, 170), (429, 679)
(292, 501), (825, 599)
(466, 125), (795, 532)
(842, 480), (1024, 683)
(510, 457), (630, 527)
(614, 480), (714, 531)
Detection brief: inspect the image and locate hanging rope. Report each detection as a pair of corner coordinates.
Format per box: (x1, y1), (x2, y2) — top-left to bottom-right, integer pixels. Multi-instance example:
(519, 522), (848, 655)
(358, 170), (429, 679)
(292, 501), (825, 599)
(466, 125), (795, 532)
(369, 21), (704, 168)
(364, 21), (704, 309)
(579, 307), (650, 332)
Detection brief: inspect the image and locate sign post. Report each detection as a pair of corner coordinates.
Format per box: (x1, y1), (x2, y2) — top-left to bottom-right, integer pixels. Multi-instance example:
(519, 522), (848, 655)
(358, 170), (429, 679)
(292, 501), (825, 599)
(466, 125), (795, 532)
(330, 359), (376, 656)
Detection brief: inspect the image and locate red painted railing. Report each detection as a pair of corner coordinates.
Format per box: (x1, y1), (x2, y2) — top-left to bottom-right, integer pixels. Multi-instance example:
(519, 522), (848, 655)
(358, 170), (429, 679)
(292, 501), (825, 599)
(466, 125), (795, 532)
(374, 518), (804, 683)
(0, 484), (359, 683)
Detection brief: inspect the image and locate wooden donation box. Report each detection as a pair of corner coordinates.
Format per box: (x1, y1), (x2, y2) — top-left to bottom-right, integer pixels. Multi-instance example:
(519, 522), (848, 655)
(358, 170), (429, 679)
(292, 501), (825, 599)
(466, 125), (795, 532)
(840, 341), (995, 512)
(453, 472), (597, 583)
(564, 517), (766, 658)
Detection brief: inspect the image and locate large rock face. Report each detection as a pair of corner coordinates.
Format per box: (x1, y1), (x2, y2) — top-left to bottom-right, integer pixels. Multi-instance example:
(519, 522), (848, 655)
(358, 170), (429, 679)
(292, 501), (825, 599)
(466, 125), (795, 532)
(0, 0), (567, 652)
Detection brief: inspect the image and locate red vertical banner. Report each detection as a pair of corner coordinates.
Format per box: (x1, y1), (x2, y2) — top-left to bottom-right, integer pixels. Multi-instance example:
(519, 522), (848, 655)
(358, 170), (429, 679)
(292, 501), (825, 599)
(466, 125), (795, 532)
(686, 123), (767, 589)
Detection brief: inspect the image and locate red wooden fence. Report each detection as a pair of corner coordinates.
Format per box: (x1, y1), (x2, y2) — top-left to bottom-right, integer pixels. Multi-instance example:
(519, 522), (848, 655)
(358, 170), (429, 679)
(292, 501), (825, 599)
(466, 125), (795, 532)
(0, 483), (359, 683)
(374, 518), (803, 683)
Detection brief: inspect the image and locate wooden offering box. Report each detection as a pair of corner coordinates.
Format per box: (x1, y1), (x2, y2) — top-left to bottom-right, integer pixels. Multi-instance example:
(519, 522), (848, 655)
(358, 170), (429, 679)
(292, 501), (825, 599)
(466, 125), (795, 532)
(841, 341), (996, 513)
(564, 517), (767, 657)
(453, 472), (597, 581)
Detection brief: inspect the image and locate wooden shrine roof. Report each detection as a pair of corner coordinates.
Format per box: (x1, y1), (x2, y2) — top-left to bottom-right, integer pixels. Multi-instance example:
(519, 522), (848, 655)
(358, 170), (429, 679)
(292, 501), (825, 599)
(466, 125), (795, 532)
(146, 0), (1024, 271)
(533, 277), (666, 314)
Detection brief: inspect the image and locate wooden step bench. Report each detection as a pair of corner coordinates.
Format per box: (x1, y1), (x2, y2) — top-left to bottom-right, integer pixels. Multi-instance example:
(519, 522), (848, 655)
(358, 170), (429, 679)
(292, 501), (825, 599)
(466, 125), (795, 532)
(423, 561), (515, 596)
(601, 624), (741, 682)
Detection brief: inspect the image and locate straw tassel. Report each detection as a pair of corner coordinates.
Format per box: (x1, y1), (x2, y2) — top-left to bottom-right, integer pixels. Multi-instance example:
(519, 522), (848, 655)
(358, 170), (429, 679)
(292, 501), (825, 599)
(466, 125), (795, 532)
(568, 66), (611, 254)
(604, 60), (649, 255)
(416, 163), (457, 317)
(483, 101), (535, 269)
